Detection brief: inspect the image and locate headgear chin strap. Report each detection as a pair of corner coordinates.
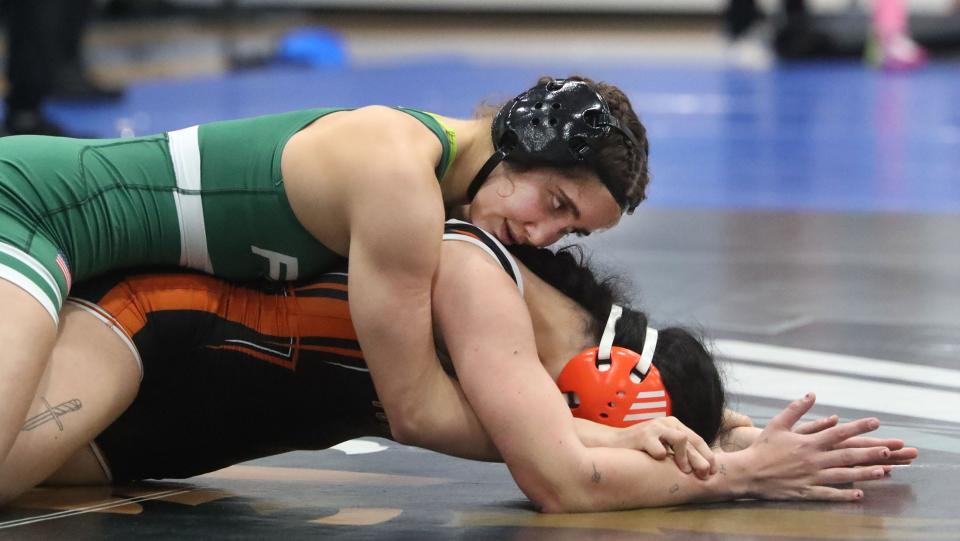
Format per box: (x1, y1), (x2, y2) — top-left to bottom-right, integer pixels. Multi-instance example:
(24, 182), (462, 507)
(467, 78), (641, 211)
(556, 304), (671, 428)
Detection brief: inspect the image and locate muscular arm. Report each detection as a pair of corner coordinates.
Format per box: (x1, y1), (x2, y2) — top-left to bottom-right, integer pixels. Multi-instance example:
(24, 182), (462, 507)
(430, 241), (725, 510)
(281, 107), (505, 457)
(431, 243), (895, 512)
(349, 209), (507, 457)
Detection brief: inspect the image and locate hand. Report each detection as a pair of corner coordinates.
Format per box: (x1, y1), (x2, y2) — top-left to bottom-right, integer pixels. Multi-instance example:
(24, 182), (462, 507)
(612, 416), (717, 479)
(715, 425), (761, 453)
(794, 414), (919, 470)
(721, 408), (754, 430)
(714, 409), (918, 470)
(714, 409), (757, 452)
(740, 393), (893, 501)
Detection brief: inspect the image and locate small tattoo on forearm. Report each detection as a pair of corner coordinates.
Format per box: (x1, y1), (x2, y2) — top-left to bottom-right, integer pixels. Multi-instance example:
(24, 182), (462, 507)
(21, 398), (82, 432)
(669, 484), (680, 494)
(591, 463), (601, 483)
(719, 464), (728, 476)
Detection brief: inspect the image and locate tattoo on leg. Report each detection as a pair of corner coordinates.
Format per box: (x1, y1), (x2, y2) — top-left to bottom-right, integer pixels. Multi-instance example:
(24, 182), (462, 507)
(591, 463), (601, 483)
(670, 484), (680, 494)
(21, 398), (82, 432)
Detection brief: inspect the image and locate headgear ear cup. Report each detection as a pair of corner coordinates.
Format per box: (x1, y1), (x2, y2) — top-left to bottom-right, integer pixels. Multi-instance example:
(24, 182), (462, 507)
(556, 346), (671, 428)
(556, 306), (671, 427)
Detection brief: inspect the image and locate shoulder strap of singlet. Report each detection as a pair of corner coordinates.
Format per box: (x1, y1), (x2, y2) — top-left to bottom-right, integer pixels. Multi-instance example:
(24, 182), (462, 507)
(395, 107), (457, 183)
(443, 219), (523, 297)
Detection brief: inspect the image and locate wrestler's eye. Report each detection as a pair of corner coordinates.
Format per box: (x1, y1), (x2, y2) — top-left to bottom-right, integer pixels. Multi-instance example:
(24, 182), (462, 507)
(551, 194), (564, 211)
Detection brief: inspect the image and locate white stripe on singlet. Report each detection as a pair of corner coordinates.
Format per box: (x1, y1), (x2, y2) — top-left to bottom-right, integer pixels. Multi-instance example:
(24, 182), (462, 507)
(66, 298), (144, 381)
(0, 263), (58, 325)
(167, 125), (213, 274)
(0, 242), (63, 309)
(87, 441), (114, 483)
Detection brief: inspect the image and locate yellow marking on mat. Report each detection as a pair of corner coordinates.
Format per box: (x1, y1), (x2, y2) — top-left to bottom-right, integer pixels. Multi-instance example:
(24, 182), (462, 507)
(311, 508), (403, 526)
(452, 507), (960, 540)
(200, 465), (449, 486)
(250, 500), (293, 515)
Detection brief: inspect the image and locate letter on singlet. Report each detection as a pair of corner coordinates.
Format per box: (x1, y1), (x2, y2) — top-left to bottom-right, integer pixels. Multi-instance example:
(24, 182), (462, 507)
(251, 246), (299, 281)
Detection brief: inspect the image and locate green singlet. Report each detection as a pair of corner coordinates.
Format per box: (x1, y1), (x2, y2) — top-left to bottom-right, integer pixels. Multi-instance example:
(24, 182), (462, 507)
(0, 107), (457, 324)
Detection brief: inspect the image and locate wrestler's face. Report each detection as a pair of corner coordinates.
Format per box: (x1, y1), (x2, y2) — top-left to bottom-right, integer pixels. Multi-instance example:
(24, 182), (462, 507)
(466, 166), (622, 247)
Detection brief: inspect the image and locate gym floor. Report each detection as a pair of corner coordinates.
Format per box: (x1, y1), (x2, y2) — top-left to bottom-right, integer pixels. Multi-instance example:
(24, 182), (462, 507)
(1, 9), (958, 540)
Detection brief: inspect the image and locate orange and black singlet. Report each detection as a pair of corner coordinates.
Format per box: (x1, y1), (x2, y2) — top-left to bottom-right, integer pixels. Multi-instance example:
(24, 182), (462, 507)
(71, 220), (521, 481)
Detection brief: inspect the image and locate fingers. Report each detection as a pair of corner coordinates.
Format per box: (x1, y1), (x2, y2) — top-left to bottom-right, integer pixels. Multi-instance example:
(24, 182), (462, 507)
(658, 429), (710, 477)
(685, 430), (717, 476)
(721, 409), (754, 430)
(886, 448), (919, 465)
(833, 436), (903, 450)
(660, 419), (717, 477)
(816, 465), (888, 486)
(644, 437), (669, 460)
(795, 415), (838, 435)
(819, 446), (891, 470)
(831, 438), (918, 466)
(817, 417), (880, 447)
(794, 486), (865, 502)
(661, 429), (693, 474)
(768, 393), (816, 431)
(862, 448), (917, 467)
(687, 446), (715, 479)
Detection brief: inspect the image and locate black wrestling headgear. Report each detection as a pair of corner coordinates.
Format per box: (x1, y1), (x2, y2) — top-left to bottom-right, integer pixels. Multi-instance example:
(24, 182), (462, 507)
(467, 78), (641, 211)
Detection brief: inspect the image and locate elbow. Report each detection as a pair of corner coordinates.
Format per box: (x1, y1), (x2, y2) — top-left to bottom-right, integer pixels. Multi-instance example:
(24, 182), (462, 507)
(528, 486), (588, 514)
(384, 401), (437, 448)
(0, 488), (20, 509)
(386, 411), (421, 447)
(513, 469), (586, 514)
(533, 494), (570, 514)
(389, 424), (419, 447)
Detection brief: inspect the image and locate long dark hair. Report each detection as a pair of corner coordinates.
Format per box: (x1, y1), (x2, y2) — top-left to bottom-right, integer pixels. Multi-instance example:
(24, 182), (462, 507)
(509, 245), (725, 444)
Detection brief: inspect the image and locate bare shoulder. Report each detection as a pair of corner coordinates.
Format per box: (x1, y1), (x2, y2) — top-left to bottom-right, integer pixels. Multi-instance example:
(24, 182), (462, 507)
(282, 106), (445, 254)
(436, 239), (519, 302)
(441, 238), (506, 273)
(293, 105), (443, 163)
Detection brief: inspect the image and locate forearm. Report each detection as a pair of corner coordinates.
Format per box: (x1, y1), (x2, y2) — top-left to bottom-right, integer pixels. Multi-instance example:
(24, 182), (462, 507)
(354, 301), (438, 440)
(398, 365), (501, 461)
(401, 392), (618, 461)
(573, 418), (620, 448)
(549, 447), (752, 513)
(353, 299), (499, 458)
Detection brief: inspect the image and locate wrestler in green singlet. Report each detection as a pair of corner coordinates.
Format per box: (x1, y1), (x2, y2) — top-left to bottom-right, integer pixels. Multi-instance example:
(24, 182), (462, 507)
(0, 108), (455, 324)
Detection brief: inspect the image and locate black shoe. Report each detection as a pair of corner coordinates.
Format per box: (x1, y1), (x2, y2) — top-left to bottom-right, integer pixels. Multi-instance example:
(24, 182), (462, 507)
(4, 110), (67, 136)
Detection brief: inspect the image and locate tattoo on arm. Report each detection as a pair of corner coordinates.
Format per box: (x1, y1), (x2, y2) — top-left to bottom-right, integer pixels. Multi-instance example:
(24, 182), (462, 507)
(670, 484), (680, 494)
(591, 463), (601, 484)
(21, 398), (82, 432)
(719, 463), (728, 476)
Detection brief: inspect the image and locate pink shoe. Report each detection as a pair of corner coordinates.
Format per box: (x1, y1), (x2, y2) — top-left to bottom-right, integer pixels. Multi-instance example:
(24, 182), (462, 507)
(868, 32), (928, 71)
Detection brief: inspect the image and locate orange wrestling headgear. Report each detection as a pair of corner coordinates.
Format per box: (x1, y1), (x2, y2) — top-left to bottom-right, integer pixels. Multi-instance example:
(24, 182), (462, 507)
(556, 305), (671, 427)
